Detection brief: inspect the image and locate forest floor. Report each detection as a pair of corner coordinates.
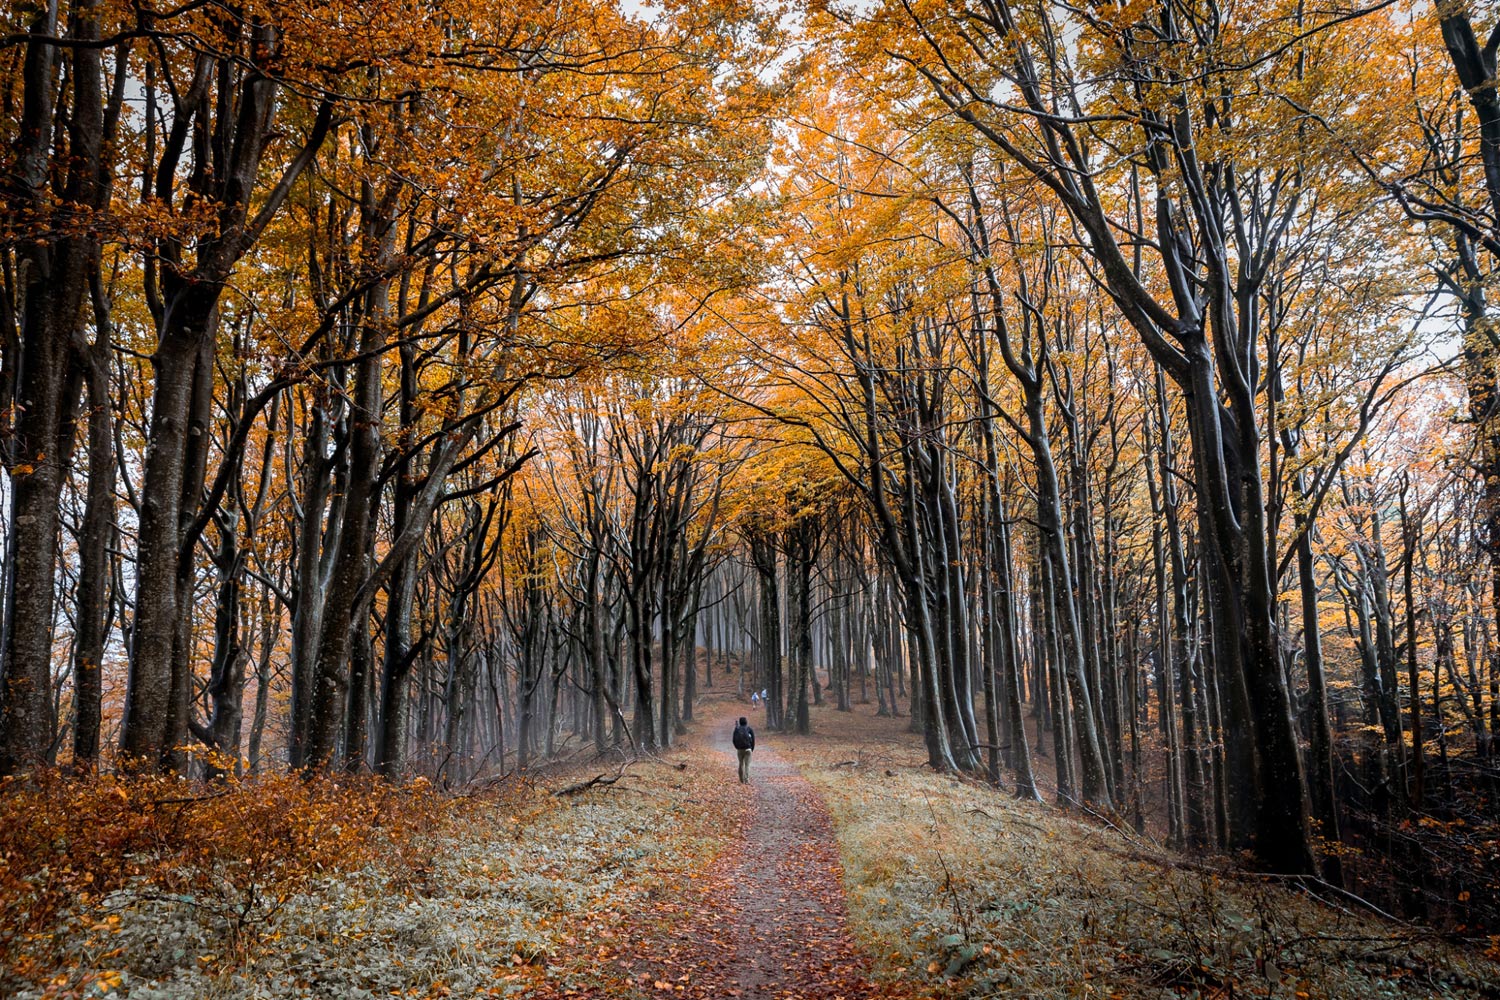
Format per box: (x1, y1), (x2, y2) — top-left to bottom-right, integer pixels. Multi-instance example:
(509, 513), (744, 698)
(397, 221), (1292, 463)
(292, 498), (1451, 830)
(522, 700), (902, 1000)
(773, 702), (1500, 999)
(4, 690), (1499, 999)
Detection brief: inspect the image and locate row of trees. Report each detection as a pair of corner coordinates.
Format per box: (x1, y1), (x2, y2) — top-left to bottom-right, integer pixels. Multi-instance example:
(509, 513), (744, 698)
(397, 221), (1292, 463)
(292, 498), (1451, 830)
(3, 0), (1499, 922)
(712, 0), (1498, 905)
(0, 0), (773, 776)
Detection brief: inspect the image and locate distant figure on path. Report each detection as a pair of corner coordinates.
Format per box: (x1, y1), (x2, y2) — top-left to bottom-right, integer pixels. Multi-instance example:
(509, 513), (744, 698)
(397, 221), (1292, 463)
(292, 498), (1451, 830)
(732, 716), (755, 783)
(750, 690), (760, 708)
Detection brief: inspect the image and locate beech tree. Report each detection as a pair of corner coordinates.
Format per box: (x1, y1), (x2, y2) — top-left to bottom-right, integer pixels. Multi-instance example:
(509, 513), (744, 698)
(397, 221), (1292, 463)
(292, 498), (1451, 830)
(3, 0), (1496, 927)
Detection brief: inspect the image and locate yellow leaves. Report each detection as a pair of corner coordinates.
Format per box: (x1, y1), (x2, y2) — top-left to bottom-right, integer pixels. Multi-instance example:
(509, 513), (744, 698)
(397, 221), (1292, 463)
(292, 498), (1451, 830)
(91, 969), (124, 992)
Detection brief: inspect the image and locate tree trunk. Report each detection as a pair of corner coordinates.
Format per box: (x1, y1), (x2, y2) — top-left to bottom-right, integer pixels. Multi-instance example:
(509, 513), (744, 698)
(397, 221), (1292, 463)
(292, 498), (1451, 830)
(69, 278), (116, 769)
(122, 300), (218, 766)
(0, 3), (96, 774)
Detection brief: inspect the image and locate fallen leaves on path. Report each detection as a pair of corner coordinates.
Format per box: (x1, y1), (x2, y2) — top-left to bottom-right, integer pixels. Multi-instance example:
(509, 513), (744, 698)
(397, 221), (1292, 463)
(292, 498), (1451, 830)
(527, 705), (926, 1000)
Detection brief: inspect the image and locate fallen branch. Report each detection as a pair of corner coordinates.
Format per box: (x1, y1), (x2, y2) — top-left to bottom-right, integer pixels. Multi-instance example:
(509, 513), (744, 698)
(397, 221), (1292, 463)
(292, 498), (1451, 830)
(149, 790), (232, 808)
(553, 760), (631, 797)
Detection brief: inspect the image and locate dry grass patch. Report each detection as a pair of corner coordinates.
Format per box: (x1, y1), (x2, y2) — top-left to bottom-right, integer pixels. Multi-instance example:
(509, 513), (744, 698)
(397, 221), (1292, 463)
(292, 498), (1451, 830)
(776, 703), (1499, 999)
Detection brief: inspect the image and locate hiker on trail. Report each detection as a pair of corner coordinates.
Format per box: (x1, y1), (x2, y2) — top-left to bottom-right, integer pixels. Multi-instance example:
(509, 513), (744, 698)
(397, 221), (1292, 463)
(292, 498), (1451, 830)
(732, 716), (755, 783)
(750, 690), (760, 708)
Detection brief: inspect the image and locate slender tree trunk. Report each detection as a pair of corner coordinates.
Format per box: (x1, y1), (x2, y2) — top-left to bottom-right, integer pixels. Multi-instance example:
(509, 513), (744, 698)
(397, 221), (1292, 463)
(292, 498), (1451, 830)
(201, 504), (247, 777)
(1296, 506), (1340, 876)
(246, 592), (275, 773)
(70, 280), (116, 769)
(1400, 487), (1425, 809)
(290, 393), (332, 767)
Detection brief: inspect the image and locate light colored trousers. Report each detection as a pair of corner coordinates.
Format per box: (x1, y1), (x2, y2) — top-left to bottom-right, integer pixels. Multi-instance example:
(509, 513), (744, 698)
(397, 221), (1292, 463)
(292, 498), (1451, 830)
(737, 748), (752, 783)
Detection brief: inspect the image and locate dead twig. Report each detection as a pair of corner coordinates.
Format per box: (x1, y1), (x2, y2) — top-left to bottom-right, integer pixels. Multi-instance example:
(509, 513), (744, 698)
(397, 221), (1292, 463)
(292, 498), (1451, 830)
(149, 790), (233, 808)
(553, 759), (631, 797)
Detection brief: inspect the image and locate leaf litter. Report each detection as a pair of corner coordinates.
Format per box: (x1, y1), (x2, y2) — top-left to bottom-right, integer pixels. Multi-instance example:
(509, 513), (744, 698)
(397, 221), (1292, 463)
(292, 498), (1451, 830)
(9, 698), (1495, 999)
(783, 703), (1500, 999)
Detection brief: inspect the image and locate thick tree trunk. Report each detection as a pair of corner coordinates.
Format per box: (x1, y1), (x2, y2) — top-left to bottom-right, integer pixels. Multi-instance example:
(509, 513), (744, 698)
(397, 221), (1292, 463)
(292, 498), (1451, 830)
(1175, 336), (1313, 872)
(0, 348), (78, 773)
(628, 583), (656, 750)
(344, 612), (373, 771)
(306, 331), (383, 767)
(375, 555), (417, 776)
(0, 4), (97, 774)
(162, 332), (217, 772)
(121, 301), (218, 766)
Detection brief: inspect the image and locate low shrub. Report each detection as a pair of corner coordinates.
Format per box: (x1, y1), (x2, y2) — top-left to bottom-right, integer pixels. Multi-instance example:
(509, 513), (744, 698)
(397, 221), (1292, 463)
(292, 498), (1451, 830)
(0, 765), (448, 985)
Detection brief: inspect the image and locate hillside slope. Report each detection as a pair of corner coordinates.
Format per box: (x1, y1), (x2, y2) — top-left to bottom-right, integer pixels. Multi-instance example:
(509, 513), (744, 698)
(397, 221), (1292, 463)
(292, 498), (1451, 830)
(777, 703), (1498, 999)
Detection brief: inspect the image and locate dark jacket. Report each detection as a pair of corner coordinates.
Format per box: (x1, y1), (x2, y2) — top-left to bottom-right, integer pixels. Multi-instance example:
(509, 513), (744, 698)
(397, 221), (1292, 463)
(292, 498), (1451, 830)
(732, 722), (755, 751)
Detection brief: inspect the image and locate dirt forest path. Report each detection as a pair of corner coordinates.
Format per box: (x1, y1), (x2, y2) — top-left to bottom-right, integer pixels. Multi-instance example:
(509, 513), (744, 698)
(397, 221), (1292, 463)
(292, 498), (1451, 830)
(707, 705), (876, 998)
(568, 702), (902, 1000)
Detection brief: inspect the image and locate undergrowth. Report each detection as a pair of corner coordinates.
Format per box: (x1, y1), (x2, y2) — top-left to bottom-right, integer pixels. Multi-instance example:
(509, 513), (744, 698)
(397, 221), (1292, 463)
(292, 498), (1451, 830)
(781, 706), (1500, 999)
(10, 700), (1494, 1000)
(0, 747), (735, 1000)
(0, 765), (449, 997)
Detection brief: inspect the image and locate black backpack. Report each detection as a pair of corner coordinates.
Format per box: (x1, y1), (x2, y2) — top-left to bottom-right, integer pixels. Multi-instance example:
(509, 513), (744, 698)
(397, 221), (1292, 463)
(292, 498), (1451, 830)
(732, 724), (753, 750)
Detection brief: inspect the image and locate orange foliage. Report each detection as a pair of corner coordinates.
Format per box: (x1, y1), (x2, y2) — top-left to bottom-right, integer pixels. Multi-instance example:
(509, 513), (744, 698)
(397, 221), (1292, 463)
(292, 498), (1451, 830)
(0, 768), (448, 976)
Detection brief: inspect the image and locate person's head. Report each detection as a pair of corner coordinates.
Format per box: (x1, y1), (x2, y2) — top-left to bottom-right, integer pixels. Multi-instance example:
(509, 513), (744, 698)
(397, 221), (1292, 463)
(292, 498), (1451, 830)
(738, 717), (747, 726)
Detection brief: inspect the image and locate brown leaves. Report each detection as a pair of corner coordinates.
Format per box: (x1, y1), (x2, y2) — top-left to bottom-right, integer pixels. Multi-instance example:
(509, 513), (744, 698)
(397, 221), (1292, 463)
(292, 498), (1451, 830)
(0, 769), (448, 979)
(522, 708), (923, 1000)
